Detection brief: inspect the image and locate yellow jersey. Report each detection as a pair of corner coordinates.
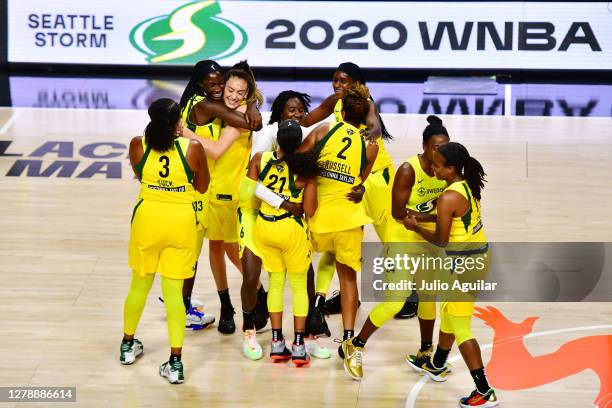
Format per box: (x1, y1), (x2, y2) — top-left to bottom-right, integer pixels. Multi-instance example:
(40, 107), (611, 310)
(405, 155), (447, 229)
(135, 136), (195, 204)
(258, 151), (304, 216)
(209, 122), (252, 206)
(333, 99), (393, 173)
(181, 94), (220, 174)
(445, 180), (487, 244)
(308, 121), (372, 233)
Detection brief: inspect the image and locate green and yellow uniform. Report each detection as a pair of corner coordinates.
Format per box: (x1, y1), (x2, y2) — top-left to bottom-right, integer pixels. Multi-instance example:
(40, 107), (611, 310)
(125, 136), (196, 349)
(128, 136), (198, 280)
(386, 154), (447, 243)
(255, 151), (312, 317)
(206, 122), (252, 243)
(439, 180), (489, 345)
(181, 94), (217, 256)
(334, 99), (394, 239)
(237, 175), (261, 259)
(370, 154), (447, 326)
(309, 121), (371, 272)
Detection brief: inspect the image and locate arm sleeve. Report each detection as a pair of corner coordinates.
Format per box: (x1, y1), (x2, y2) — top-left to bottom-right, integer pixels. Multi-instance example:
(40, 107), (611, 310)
(255, 182), (284, 209)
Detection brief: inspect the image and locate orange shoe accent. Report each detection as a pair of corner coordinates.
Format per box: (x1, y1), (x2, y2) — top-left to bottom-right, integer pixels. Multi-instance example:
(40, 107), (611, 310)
(474, 305), (612, 408)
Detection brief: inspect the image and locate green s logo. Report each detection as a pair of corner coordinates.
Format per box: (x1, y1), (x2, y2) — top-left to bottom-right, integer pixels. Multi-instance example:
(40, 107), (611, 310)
(130, 1), (247, 64)
(415, 198), (437, 213)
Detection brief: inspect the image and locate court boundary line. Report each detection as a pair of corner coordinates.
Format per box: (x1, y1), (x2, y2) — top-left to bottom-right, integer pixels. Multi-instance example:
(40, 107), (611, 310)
(405, 323), (612, 408)
(0, 108), (23, 134)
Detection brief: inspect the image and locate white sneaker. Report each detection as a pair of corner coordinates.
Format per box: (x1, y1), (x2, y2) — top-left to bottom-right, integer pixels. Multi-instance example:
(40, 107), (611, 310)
(186, 307), (215, 330)
(159, 360), (184, 384)
(119, 339), (143, 365)
(242, 329), (263, 360)
(306, 336), (331, 359)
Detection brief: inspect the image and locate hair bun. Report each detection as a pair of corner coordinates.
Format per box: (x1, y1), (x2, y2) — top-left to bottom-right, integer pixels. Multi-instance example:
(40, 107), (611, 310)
(426, 115), (443, 125)
(231, 60), (250, 71)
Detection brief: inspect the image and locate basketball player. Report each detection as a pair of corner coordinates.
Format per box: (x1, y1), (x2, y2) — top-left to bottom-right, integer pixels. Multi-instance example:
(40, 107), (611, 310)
(176, 60), (262, 330)
(121, 98), (209, 384)
(299, 83), (378, 358)
(246, 120), (319, 365)
(302, 62), (416, 325)
(401, 142), (498, 407)
(189, 61), (264, 335)
(241, 91), (331, 359)
(340, 115), (450, 380)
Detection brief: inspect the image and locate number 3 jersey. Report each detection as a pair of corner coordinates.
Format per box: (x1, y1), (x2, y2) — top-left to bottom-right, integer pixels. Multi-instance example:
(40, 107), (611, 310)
(308, 121), (372, 233)
(135, 136), (195, 204)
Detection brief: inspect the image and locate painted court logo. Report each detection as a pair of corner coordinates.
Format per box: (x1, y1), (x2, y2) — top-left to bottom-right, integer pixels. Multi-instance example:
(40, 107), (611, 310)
(129, 1), (247, 64)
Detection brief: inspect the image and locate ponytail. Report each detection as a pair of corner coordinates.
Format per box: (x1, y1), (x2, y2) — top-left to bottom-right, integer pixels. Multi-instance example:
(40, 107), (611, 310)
(463, 156), (486, 200)
(227, 60), (264, 107)
(145, 98), (181, 153)
(437, 142), (486, 200)
(368, 95), (392, 140)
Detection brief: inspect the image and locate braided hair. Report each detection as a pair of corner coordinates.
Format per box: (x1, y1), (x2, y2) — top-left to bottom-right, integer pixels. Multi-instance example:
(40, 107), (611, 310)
(179, 60), (222, 108)
(269, 91), (311, 124)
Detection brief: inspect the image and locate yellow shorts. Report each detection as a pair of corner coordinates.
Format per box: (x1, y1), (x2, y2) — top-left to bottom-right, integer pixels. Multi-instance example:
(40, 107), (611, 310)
(128, 199), (197, 280)
(439, 305), (474, 345)
(192, 190), (209, 231)
(205, 201), (238, 242)
(255, 215), (313, 273)
(237, 207), (260, 258)
(383, 235), (444, 298)
(311, 227), (364, 272)
(363, 166), (394, 228)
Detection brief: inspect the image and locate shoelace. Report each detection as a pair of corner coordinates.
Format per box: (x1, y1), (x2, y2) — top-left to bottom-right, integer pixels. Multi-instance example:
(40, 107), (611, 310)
(187, 307), (204, 318)
(245, 331), (259, 350)
(349, 348), (363, 365)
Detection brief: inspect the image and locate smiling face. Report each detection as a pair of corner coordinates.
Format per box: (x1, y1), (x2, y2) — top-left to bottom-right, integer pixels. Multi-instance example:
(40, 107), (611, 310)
(332, 71), (355, 97)
(223, 76), (248, 109)
(199, 72), (224, 101)
(281, 97), (306, 122)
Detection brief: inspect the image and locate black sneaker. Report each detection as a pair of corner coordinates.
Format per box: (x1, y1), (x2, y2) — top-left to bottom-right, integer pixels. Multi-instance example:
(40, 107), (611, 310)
(324, 291), (361, 315)
(394, 300), (418, 319)
(254, 292), (269, 332)
(218, 305), (236, 334)
(306, 305), (331, 337)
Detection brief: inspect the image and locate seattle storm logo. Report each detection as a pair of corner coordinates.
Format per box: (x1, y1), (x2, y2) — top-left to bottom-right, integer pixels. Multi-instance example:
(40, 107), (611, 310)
(130, 1), (247, 64)
(415, 198), (437, 213)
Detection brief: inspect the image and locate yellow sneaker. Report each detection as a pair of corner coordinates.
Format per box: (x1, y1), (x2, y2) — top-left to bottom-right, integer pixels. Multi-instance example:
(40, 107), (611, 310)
(342, 337), (364, 381)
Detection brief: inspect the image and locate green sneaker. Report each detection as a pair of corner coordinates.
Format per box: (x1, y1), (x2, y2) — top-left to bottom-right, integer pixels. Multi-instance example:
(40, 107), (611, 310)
(159, 360), (184, 384)
(119, 339), (143, 365)
(242, 329), (263, 361)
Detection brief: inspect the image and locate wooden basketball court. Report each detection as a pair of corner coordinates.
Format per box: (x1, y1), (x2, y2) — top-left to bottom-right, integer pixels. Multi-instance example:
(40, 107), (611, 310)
(0, 107), (610, 407)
